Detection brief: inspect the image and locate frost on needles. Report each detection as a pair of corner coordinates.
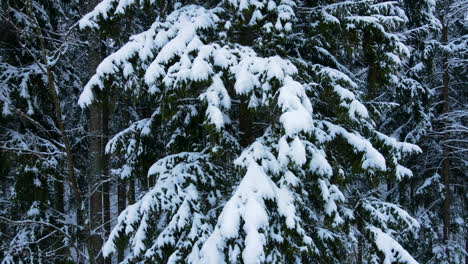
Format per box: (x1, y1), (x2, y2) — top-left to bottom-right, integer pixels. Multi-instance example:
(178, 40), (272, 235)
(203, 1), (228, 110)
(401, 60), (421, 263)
(79, 1), (423, 264)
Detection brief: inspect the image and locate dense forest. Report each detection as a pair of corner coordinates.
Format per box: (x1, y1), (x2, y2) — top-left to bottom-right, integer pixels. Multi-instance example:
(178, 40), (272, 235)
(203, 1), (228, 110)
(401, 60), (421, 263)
(0, 0), (466, 263)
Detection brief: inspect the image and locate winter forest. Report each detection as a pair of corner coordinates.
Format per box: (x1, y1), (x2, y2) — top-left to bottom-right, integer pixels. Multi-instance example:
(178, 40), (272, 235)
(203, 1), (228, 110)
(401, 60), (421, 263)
(0, 0), (467, 263)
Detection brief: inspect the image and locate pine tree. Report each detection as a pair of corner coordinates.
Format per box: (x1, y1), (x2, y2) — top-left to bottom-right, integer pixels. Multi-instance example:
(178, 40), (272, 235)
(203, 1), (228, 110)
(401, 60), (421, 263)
(0, 0), (95, 263)
(79, 1), (424, 263)
(4, 0), (466, 263)
(401, 0), (467, 263)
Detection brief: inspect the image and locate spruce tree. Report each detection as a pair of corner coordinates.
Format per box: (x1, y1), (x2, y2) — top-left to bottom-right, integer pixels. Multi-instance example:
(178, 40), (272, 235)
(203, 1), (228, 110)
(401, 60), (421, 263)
(0, 0), (93, 262)
(80, 1), (423, 263)
(2, 0), (466, 263)
(401, 0), (467, 263)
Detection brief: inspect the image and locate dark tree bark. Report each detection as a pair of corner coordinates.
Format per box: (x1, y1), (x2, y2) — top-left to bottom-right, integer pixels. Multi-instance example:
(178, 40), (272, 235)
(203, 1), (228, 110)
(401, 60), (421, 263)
(128, 178), (136, 205)
(86, 1), (107, 263)
(102, 97), (111, 264)
(441, 19), (451, 243)
(117, 178), (126, 262)
(89, 102), (104, 264)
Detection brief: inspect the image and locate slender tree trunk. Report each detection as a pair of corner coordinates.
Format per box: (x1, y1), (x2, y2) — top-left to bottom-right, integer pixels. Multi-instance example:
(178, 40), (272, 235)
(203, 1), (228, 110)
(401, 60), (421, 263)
(441, 19), (451, 243)
(117, 180), (126, 213)
(117, 178), (126, 263)
(54, 176), (67, 259)
(128, 178), (136, 205)
(102, 97), (111, 264)
(117, 102), (129, 263)
(89, 103), (104, 264)
(86, 2), (104, 262)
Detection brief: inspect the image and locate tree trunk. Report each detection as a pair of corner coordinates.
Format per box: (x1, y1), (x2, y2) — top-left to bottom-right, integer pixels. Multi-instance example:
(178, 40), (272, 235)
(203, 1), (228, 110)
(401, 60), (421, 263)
(441, 19), (451, 243)
(89, 103), (104, 264)
(86, 0), (105, 261)
(102, 97), (111, 264)
(117, 178), (126, 263)
(128, 178), (136, 205)
(116, 102), (129, 263)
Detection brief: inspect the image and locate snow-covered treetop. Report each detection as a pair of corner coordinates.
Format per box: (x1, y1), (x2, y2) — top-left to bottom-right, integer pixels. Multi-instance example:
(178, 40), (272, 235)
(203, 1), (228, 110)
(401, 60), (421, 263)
(79, 5), (218, 105)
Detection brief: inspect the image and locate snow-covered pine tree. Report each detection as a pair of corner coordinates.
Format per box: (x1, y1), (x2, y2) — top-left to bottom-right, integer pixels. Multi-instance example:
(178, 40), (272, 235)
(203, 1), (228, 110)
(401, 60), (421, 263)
(80, 3), (238, 263)
(298, 1), (426, 262)
(371, 0), (442, 260)
(80, 0), (423, 263)
(403, 0), (467, 263)
(377, 0), (440, 144)
(0, 0), (91, 263)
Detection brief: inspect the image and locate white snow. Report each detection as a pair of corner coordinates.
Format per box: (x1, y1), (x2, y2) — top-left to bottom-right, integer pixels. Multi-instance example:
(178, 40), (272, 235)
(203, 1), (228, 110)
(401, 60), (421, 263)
(309, 148), (333, 177)
(323, 121), (387, 171)
(369, 226), (419, 264)
(278, 77), (313, 136)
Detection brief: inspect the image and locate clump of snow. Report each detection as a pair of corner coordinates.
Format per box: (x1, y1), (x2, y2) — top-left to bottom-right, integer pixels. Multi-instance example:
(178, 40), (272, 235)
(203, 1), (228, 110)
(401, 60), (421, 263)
(323, 121), (387, 171)
(199, 74), (231, 129)
(369, 226), (419, 264)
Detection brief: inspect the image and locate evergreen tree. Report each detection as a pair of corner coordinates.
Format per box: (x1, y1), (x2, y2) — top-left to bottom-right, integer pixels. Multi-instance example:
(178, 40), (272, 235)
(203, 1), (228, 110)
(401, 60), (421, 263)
(401, 0), (467, 263)
(80, 1), (423, 263)
(0, 0), (465, 263)
(0, 0), (93, 263)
